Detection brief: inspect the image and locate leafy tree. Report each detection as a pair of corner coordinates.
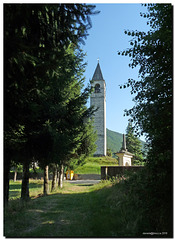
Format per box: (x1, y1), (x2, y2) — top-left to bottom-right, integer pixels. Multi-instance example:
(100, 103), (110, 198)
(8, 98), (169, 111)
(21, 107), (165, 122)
(107, 148), (112, 157)
(125, 122), (143, 165)
(118, 4), (173, 234)
(68, 119), (97, 170)
(4, 4), (99, 202)
(10, 161), (23, 182)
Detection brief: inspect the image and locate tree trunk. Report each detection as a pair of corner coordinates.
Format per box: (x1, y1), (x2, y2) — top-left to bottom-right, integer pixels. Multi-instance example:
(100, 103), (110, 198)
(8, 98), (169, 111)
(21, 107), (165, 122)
(44, 165), (49, 195)
(57, 167), (59, 182)
(21, 161), (30, 200)
(14, 168), (17, 182)
(4, 154), (11, 206)
(58, 164), (64, 189)
(51, 164), (57, 192)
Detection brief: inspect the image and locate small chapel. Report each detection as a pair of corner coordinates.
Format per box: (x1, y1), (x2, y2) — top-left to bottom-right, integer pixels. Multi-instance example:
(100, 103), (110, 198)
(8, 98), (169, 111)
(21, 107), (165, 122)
(116, 134), (134, 166)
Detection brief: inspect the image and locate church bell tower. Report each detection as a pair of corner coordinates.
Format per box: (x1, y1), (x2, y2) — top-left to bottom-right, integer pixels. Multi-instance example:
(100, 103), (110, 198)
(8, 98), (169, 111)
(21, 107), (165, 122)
(90, 61), (106, 156)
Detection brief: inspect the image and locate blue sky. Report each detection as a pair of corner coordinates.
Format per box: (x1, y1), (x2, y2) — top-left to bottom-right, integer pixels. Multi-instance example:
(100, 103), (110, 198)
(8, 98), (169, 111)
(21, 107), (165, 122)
(82, 3), (150, 140)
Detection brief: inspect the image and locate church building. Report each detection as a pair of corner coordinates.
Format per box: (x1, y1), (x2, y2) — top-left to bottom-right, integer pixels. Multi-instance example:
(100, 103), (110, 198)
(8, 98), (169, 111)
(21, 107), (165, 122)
(90, 62), (106, 156)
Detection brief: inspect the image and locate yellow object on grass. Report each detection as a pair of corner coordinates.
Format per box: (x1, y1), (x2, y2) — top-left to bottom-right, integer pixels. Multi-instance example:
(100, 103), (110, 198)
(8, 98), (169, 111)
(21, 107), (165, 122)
(66, 170), (74, 180)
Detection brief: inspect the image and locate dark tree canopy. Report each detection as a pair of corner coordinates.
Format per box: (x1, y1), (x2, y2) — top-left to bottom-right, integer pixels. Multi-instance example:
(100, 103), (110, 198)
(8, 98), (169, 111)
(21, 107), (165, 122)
(118, 3), (173, 163)
(118, 4), (173, 234)
(4, 3), (99, 201)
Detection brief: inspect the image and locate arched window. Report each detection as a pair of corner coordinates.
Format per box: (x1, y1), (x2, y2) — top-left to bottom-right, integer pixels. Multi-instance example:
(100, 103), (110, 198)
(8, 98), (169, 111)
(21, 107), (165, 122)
(95, 84), (100, 93)
(125, 162), (129, 166)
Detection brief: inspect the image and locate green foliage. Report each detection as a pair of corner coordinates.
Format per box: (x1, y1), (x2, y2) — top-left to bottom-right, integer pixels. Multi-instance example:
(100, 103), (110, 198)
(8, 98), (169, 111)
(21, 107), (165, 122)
(121, 169), (172, 236)
(107, 148), (112, 157)
(118, 3), (173, 234)
(125, 122), (144, 165)
(10, 162), (23, 172)
(68, 119), (97, 169)
(118, 4), (173, 142)
(107, 128), (145, 156)
(4, 4), (99, 200)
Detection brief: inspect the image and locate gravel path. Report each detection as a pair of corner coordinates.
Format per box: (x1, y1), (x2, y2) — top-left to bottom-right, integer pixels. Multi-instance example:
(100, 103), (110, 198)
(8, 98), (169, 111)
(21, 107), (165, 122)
(65, 179), (101, 185)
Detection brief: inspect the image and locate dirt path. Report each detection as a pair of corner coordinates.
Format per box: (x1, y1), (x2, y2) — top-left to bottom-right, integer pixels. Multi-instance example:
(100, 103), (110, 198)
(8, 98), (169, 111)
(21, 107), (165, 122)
(65, 179), (101, 185)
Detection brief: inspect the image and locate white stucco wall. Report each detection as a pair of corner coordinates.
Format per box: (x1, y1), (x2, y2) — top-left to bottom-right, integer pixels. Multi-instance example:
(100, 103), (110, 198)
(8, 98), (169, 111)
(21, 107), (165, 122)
(117, 152), (133, 166)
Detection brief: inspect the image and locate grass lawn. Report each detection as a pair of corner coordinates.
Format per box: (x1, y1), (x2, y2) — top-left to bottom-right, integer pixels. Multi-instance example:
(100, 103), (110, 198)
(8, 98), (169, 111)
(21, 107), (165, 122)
(4, 177), (147, 238)
(73, 156), (118, 174)
(9, 179), (43, 200)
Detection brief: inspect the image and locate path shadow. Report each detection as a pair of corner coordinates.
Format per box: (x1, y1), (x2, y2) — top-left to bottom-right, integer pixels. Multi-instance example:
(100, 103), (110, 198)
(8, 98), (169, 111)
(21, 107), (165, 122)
(9, 184), (21, 190)
(77, 184), (94, 186)
(9, 191), (20, 198)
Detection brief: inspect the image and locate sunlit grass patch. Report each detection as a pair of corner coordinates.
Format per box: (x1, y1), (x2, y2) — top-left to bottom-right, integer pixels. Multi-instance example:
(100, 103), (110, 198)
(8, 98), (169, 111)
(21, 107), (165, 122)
(9, 180), (22, 199)
(9, 179), (44, 200)
(74, 156), (118, 174)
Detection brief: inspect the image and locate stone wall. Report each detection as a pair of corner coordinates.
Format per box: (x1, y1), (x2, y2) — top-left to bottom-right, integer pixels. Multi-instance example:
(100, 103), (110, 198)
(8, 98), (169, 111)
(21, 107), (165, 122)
(101, 166), (144, 180)
(77, 174), (100, 180)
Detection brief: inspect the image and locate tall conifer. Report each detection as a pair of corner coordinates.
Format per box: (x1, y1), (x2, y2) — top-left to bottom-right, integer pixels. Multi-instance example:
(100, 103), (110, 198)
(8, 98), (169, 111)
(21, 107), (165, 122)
(4, 4), (99, 202)
(125, 122), (143, 165)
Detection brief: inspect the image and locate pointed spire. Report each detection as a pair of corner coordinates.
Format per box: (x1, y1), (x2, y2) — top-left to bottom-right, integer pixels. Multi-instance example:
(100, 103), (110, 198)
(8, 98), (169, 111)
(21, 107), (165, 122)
(92, 62), (104, 80)
(122, 134), (127, 151)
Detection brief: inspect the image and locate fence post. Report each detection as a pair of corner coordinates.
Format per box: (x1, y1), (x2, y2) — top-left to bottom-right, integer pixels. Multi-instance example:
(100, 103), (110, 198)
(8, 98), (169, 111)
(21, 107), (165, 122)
(105, 167), (108, 180)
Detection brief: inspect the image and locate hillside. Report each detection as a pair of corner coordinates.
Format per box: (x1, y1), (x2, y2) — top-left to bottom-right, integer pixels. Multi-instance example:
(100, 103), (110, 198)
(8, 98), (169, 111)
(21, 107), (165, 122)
(107, 128), (123, 153)
(107, 128), (145, 154)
